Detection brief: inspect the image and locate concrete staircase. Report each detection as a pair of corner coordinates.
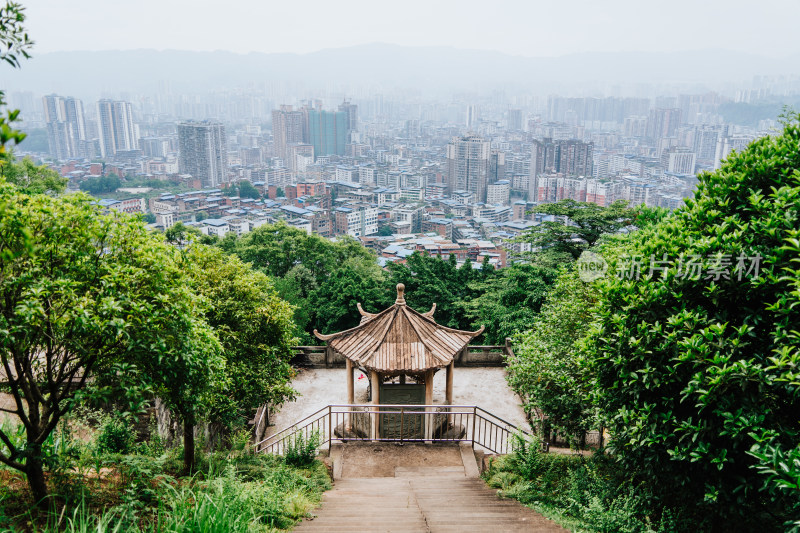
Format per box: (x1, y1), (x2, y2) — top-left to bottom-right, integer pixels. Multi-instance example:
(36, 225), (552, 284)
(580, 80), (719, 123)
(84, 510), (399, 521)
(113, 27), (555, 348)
(294, 443), (566, 533)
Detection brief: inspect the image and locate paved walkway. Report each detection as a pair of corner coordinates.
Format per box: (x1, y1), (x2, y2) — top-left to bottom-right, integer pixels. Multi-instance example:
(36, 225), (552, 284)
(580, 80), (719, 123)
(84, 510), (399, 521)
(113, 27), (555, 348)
(294, 443), (567, 533)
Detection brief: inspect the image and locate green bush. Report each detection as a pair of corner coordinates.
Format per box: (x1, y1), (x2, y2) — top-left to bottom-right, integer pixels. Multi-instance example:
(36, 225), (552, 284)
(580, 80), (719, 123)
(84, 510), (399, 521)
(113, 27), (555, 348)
(96, 416), (135, 455)
(585, 112), (800, 529)
(284, 430), (320, 468)
(486, 450), (686, 533)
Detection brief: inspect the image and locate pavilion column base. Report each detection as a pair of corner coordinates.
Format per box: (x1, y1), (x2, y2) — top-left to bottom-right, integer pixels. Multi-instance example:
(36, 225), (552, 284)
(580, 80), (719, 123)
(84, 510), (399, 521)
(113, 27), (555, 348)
(370, 370), (380, 441)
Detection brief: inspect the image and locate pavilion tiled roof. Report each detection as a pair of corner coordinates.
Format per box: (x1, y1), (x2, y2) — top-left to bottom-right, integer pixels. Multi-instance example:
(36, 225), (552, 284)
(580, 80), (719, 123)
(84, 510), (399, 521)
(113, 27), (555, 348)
(314, 284), (483, 374)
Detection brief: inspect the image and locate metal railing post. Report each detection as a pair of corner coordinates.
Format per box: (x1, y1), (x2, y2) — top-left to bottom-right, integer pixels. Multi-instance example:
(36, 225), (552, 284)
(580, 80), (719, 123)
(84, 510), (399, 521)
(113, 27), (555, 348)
(471, 406), (477, 449)
(399, 406), (404, 445)
(328, 405), (332, 447)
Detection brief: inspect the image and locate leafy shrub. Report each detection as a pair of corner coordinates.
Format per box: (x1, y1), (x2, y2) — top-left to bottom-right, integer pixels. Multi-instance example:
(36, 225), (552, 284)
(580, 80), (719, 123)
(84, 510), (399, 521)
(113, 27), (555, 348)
(96, 416), (135, 455)
(508, 433), (544, 480)
(486, 450), (686, 533)
(585, 112), (800, 529)
(284, 430), (320, 467)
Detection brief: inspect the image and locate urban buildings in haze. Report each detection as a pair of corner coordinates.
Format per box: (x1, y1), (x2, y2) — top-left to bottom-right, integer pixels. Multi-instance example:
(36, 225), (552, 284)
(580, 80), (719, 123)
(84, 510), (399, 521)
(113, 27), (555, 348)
(529, 138), (593, 200)
(271, 105), (306, 162)
(177, 120), (228, 188)
(43, 94), (89, 160)
(307, 108), (348, 158)
(446, 135), (490, 202)
(97, 99), (139, 158)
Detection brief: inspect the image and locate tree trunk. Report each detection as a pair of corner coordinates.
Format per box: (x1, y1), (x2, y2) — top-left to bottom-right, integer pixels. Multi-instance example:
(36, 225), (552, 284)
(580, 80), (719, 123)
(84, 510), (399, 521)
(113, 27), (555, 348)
(183, 420), (195, 475)
(25, 444), (48, 510)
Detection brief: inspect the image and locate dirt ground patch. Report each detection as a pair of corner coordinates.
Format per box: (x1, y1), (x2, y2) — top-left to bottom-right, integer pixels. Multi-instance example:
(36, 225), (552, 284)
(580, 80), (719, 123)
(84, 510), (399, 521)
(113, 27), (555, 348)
(340, 442), (464, 478)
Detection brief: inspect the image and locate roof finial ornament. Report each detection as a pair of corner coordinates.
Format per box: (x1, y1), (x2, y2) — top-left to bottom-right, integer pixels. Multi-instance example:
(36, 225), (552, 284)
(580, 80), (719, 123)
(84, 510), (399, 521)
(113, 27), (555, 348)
(395, 283), (406, 305)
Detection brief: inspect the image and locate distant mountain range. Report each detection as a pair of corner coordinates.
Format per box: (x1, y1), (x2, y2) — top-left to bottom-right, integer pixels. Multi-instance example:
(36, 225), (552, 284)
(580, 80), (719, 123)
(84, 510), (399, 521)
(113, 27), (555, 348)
(4, 44), (799, 97)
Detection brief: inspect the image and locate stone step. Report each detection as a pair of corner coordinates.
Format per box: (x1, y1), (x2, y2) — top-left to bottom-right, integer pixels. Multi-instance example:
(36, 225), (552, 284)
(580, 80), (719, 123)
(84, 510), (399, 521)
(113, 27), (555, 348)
(293, 444), (566, 533)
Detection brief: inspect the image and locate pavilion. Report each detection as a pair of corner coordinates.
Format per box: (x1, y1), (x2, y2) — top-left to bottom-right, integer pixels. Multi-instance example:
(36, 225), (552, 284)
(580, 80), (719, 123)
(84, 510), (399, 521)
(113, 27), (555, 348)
(314, 283), (484, 440)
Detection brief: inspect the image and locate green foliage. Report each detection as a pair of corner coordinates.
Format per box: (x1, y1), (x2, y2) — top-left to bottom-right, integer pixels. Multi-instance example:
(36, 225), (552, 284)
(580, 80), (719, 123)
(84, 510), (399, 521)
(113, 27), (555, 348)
(386, 252), (486, 331)
(0, 183), (220, 501)
(164, 221), (200, 244)
(486, 446), (686, 533)
(7, 449), (331, 533)
(584, 113), (800, 528)
(519, 199), (636, 260)
(238, 180), (260, 199)
(0, 2), (31, 156)
(462, 263), (556, 343)
(0, 2), (31, 69)
(182, 244), (297, 428)
(96, 417), (135, 455)
(283, 430), (320, 468)
(506, 266), (601, 444)
(221, 181), (260, 199)
(377, 224), (394, 236)
(237, 221), (374, 282)
(0, 155), (67, 195)
(236, 222), (384, 336)
(79, 174), (121, 194)
(311, 258), (390, 334)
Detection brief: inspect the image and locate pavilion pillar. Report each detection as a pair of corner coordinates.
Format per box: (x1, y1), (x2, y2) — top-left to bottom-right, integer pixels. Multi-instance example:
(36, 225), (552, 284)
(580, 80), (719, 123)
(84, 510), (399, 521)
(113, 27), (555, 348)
(445, 361), (454, 405)
(370, 370), (380, 441)
(424, 369), (434, 442)
(346, 359), (354, 430)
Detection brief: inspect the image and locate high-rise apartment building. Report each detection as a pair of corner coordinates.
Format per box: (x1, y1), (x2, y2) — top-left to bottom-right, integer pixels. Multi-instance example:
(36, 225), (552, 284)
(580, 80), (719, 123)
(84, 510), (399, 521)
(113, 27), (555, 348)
(489, 150), (506, 182)
(466, 105), (480, 129)
(307, 109), (347, 158)
(646, 108), (682, 140)
(529, 138), (593, 200)
(177, 121), (228, 188)
(272, 105), (306, 162)
(446, 135), (490, 201)
(96, 99), (139, 158)
(43, 94), (88, 160)
(661, 147), (697, 175)
(338, 100), (358, 135)
(506, 109), (523, 131)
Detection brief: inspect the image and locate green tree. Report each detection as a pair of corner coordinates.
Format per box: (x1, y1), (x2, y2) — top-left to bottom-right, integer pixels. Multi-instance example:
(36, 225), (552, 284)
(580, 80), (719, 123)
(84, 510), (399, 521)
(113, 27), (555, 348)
(238, 180), (260, 199)
(585, 114), (800, 528)
(0, 184), (219, 503)
(183, 245), (297, 429)
(0, 155), (66, 195)
(165, 221), (201, 244)
(519, 199), (636, 260)
(385, 252), (486, 331)
(79, 174), (120, 194)
(462, 264), (556, 344)
(311, 258), (389, 334)
(272, 265), (319, 345)
(377, 224), (394, 236)
(236, 222), (374, 283)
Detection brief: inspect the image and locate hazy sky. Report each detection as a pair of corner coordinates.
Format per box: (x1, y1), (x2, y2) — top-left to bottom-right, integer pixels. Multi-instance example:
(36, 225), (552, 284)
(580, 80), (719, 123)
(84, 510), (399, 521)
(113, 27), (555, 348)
(22, 0), (800, 57)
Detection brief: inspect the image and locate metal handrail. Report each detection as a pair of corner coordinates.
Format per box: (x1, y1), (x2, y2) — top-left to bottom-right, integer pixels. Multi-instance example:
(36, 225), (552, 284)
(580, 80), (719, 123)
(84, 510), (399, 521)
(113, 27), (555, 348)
(254, 404), (532, 455)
